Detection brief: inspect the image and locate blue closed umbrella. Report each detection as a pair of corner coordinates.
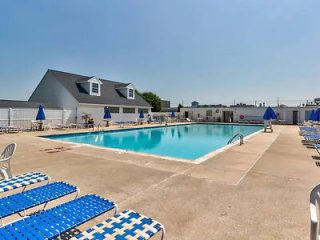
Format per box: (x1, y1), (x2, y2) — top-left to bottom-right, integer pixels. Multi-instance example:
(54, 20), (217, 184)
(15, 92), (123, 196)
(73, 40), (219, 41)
(36, 105), (46, 121)
(139, 110), (145, 119)
(309, 110), (316, 121)
(171, 111), (176, 118)
(263, 106), (277, 120)
(104, 107), (112, 119)
(315, 108), (320, 122)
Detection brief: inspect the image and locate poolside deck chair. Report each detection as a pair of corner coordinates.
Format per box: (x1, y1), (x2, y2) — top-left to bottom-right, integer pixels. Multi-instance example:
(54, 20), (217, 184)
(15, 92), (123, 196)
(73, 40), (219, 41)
(6, 126), (22, 133)
(0, 143), (16, 179)
(0, 181), (78, 226)
(303, 134), (320, 142)
(73, 209), (165, 240)
(0, 194), (117, 240)
(299, 127), (320, 136)
(314, 144), (320, 155)
(0, 172), (50, 194)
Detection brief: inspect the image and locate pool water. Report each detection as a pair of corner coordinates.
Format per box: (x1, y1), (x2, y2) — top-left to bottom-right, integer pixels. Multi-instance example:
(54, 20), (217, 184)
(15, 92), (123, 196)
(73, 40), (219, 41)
(44, 124), (262, 161)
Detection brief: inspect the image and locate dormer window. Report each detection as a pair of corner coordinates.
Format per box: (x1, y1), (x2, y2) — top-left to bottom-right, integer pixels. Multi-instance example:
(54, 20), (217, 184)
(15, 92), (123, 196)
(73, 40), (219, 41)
(115, 83), (136, 99)
(91, 83), (99, 94)
(128, 89), (134, 98)
(77, 76), (102, 96)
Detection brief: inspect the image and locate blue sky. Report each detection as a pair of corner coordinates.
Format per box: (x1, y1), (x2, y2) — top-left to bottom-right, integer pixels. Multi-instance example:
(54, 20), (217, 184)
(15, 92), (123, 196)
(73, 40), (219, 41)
(0, 0), (319, 106)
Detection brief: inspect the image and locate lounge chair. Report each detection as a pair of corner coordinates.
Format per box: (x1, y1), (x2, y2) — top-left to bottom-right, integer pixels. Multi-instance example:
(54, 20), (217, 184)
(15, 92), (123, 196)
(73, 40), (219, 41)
(6, 126), (22, 133)
(115, 121), (125, 128)
(73, 209), (165, 240)
(0, 194), (117, 240)
(0, 181), (78, 226)
(303, 134), (320, 142)
(314, 144), (320, 155)
(0, 172), (50, 194)
(300, 127), (315, 131)
(55, 123), (69, 129)
(0, 143), (16, 179)
(299, 127), (319, 136)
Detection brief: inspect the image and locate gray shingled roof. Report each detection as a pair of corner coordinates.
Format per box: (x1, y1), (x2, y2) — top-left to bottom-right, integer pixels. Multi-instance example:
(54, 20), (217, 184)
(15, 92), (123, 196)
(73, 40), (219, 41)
(115, 83), (131, 88)
(48, 70), (151, 108)
(0, 100), (59, 109)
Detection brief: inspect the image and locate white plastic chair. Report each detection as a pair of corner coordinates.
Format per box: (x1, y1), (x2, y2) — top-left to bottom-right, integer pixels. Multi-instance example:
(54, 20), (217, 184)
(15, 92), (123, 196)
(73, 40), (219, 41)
(0, 143), (17, 179)
(310, 183), (320, 240)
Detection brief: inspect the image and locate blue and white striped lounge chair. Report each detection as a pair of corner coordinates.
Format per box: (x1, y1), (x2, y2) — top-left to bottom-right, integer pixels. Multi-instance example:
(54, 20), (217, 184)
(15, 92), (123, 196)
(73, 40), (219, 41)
(314, 144), (320, 155)
(300, 126), (315, 131)
(0, 194), (117, 240)
(303, 134), (320, 142)
(73, 209), (165, 240)
(0, 181), (78, 226)
(299, 127), (317, 136)
(0, 172), (50, 195)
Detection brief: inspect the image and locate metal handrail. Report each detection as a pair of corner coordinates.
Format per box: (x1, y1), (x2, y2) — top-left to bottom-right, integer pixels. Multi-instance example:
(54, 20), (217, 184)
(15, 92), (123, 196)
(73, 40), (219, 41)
(227, 133), (244, 145)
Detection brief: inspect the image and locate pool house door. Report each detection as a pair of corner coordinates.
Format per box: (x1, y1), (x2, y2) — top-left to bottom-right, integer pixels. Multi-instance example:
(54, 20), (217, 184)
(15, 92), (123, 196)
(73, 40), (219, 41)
(292, 111), (298, 125)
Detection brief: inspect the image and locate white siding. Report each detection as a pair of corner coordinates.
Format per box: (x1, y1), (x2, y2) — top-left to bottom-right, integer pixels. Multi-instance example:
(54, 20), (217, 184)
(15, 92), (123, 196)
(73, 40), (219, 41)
(29, 71), (79, 111)
(77, 104), (151, 125)
(181, 106), (316, 124)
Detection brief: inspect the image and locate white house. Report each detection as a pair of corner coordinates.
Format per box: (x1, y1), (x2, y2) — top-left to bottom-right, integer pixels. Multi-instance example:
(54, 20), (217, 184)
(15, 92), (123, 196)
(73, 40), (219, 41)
(29, 69), (152, 124)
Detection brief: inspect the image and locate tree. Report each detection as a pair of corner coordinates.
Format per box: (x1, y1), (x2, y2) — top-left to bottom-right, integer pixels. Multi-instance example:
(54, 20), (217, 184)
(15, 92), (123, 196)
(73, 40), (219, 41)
(140, 92), (162, 112)
(177, 104), (184, 112)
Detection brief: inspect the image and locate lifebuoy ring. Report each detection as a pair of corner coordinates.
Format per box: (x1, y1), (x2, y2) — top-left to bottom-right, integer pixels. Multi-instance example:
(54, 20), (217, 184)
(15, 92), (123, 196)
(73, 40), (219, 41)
(240, 115), (244, 120)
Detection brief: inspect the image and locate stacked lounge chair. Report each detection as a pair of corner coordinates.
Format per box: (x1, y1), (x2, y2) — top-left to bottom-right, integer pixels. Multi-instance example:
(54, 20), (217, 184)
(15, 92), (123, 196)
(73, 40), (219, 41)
(0, 143), (165, 240)
(0, 172), (164, 240)
(314, 144), (320, 155)
(303, 134), (320, 142)
(299, 127), (318, 136)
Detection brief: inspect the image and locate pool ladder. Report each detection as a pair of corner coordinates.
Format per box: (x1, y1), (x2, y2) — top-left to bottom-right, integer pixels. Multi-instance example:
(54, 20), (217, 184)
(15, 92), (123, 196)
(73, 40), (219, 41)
(227, 133), (244, 145)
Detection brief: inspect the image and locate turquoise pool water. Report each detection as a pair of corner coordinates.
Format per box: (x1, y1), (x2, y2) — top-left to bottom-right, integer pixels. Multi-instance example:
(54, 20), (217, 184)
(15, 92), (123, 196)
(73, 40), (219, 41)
(44, 124), (262, 161)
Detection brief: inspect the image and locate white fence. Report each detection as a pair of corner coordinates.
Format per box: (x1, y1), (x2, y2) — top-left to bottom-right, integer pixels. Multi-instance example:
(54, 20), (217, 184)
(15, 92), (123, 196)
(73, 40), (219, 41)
(0, 108), (76, 129)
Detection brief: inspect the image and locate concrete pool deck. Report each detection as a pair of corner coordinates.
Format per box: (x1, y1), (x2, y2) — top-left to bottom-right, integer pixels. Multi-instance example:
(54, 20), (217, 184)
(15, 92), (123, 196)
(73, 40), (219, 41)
(0, 124), (318, 239)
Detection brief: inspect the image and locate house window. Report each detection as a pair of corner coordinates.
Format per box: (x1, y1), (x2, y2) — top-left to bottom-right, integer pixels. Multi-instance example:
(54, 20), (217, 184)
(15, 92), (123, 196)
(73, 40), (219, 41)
(109, 107), (120, 113)
(128, 89), (134, 98)
(206, 110), (212, 117)
(92, 83), (99, 94)
(123, 108), (135, 113)
(138, 108), (148, 114)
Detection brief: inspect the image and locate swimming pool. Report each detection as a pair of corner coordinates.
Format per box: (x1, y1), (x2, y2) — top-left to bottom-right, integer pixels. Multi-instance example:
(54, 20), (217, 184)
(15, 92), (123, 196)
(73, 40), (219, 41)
(43, 123), (263, 161)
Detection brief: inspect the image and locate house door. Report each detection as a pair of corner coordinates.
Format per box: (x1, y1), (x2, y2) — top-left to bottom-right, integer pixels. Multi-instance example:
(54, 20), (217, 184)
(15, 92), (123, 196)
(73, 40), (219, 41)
(223, 111), (233, 123)
(292, 111), (298, 125)
(184, 111), (189, 119)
